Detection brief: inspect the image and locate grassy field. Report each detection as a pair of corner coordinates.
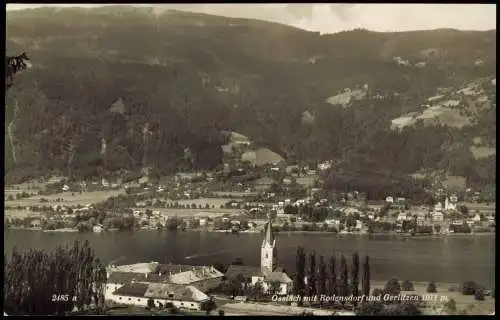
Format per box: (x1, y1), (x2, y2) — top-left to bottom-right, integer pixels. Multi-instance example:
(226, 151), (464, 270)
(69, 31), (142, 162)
(165, 198), (236, 208)
(470, 146), (496, 160)
(4, 189), (126, 208)
(370, 281), (495, 315)
(132, 207), (243, 218)
(5, 209), (34, 219)
(295, 175), (318, 187)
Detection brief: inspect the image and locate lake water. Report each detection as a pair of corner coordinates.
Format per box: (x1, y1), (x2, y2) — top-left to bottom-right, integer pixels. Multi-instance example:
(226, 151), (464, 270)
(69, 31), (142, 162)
(4, 230), (495, 288)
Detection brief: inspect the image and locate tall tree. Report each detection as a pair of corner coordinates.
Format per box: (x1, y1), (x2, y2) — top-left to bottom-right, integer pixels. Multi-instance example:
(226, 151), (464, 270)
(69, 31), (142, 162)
(351, 252), (360, 306)
(318, 255), (327, 295)
(307, 250), (317, 297)
(4, 240), (107, 315)
(362, 255), (371, 296)
(328, 255), (337, 298)
(339, 254), (349, 305)
(293, 247), (306, 304)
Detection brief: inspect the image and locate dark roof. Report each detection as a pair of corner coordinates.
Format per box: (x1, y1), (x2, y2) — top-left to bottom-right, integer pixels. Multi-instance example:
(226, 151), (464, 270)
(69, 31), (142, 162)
(146, 273), (170, 283)
(113, 283), (149, 297)
(107, 272), (147, 284)
(225, 265), (261, 279)
(144, 283), (208, 302)
(264, 272), (293, 283)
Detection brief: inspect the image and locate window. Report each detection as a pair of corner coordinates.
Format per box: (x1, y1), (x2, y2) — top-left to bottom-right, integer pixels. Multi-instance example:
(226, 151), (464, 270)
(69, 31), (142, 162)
(191, 304), (194, 307)
(181, 303), (184, 306)
(128, 298), (131, 301)
(118, 297), (122, 300)
(138, 299), (141, 302)
(265, 253), (268, 258)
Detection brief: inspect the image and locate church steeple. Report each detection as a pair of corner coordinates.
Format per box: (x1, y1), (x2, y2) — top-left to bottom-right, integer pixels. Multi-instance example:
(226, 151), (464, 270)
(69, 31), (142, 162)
(261, 217), (276, 274)
(264, 219), (274, 245)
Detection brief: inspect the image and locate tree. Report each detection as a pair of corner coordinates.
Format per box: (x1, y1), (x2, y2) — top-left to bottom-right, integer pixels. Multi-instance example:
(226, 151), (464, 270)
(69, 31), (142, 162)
(250, 281), (264, 301)
(294, 247), (306, 304)
(362, 255), (370, 296)
(474, 289), (485, 301)
(457, 205), (469, 215)
(444, 298), (457, 314)
(385, 278), (401, 295)
(4, 240), (107, 315)
(401, 280), (415, 291)
(357, 301), (384, 316)
(218, 309), (225, 316)
(461, 281), (477, 295)
(6, 52), (30, 91)
(328, 255), (337, 297)
(339, 255), (349, 303)
(308, 251), (317, 297)
(269, 281), (281, 296)
(351, 252), (360, 306)
(318, 256), (327, 296)
(426, 282), (437, 293)
(372, 288), (384, 297)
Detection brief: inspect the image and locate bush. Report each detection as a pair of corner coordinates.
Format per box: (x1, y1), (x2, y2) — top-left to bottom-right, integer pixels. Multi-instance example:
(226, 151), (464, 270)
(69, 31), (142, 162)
(372, 288), (384, 297)
(385, 278), (401, 295)
(357, 301), (384, 316)
(427, 282), (437, 293)
(218, 310), (225, 316)
(401, 280), (414, 291)
(461, 281), (478, 295)
(444, 298), (457, 313)
(474, 289), (485, 301)
(448, 286), (457, 292)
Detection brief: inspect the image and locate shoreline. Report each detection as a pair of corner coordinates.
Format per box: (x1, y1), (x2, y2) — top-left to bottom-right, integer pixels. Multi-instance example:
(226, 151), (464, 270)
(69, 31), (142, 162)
(5, 227), (495, 237)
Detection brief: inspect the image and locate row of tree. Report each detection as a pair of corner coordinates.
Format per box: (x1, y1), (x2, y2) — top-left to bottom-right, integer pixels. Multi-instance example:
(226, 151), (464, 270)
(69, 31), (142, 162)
(4, 240), (107, 315)
(293, 248), (370, 307)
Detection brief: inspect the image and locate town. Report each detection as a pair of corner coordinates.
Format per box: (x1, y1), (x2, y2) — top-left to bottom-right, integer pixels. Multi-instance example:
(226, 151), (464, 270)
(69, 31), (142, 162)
(5, 159), (495, 237)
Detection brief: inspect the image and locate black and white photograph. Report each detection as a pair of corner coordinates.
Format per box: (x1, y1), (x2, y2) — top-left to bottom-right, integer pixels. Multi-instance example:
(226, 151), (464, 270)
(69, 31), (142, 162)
(5, 3), (496, 316)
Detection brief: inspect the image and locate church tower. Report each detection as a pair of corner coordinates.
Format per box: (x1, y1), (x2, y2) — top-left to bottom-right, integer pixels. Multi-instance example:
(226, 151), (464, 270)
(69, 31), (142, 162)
(261, 218), (276, 274)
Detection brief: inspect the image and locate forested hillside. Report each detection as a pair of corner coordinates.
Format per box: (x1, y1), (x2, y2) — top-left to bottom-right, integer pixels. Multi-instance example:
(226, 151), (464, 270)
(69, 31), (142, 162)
(5, 6), (496, 190)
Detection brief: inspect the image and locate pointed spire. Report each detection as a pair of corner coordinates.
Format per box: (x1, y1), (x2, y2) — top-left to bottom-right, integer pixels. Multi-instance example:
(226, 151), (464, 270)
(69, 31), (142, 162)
(265, 218), (274, 245)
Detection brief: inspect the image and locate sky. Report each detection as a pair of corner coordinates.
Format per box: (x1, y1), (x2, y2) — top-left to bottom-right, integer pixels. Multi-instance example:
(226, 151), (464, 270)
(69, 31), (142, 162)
(6, 3), (497, 34)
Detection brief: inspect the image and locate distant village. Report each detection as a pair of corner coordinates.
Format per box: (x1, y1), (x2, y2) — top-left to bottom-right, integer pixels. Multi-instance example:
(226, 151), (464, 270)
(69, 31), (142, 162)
(5, 157), (495, 237)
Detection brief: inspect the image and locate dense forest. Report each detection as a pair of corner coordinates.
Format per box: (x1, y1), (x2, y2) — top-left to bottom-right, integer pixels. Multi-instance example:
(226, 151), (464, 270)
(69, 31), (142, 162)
(5, 7), (496, 190)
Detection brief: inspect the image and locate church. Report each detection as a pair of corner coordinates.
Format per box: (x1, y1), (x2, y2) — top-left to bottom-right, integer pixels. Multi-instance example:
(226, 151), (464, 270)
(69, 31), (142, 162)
(225, 219), (293, 295)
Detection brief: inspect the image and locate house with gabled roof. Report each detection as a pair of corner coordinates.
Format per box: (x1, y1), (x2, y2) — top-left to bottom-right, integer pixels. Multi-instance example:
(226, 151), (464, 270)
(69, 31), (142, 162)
(107, 282), (209, 311)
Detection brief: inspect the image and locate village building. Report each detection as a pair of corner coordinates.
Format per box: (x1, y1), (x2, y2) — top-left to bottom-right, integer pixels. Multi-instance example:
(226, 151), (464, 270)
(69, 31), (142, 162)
(444, 197), (457, 211)
(431, 211), (444, 223)
(225, 219), (293, 295)
(106, 262), (224, 299)
(92, 224), (104, 233)
(107, 282), (209, 311)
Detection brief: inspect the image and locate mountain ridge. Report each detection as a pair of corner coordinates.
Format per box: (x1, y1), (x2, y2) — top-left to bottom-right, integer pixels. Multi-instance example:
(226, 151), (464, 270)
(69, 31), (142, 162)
(5, 7), (496, 192)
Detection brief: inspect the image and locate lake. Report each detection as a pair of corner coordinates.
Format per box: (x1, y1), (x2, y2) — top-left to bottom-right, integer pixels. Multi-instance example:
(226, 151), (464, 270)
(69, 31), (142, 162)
(4, 230), (495, 288)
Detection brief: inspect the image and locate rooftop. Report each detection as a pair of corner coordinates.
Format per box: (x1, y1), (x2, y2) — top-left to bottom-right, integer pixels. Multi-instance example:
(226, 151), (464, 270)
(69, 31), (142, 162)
(107, 272), (148, 284)
(113, 282), (149, 297)
(169, 266), (224, 284)
(109, 262), (158, 274)
(145, 283), (209, 302)
(225, 265), (261, 280)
